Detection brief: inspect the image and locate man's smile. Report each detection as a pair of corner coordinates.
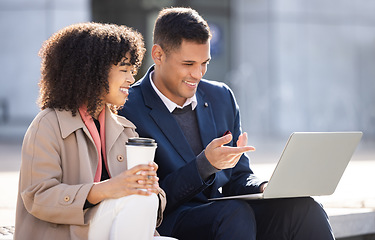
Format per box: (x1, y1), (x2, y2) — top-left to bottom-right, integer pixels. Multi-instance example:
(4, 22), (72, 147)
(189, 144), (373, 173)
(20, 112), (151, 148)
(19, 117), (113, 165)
(183, 80), (198, 87)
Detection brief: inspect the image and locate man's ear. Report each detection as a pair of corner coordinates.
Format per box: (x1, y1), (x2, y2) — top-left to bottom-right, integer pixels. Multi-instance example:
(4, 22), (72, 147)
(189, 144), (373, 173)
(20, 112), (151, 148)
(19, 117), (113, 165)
(151, 44), (164, 65)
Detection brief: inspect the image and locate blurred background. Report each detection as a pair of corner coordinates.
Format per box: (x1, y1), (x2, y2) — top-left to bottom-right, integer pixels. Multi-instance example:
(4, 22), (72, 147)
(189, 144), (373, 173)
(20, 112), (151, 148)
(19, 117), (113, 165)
(1, 0), (374, 145)
(1, 2), (375, 238)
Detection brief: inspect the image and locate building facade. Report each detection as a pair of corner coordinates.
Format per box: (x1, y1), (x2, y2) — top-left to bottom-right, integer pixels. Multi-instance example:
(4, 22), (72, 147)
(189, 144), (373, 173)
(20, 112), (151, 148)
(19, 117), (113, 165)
(1, 0), (374, 141)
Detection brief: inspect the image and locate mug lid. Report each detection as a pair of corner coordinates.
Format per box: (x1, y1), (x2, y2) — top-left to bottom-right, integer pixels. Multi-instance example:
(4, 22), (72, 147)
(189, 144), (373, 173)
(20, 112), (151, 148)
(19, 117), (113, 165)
(126, 137), (157, 146)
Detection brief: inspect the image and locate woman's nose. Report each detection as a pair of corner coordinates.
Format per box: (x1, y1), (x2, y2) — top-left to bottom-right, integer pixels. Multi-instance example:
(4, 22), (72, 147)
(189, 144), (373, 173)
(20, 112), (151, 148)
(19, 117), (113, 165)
(127, 74), (135, 84)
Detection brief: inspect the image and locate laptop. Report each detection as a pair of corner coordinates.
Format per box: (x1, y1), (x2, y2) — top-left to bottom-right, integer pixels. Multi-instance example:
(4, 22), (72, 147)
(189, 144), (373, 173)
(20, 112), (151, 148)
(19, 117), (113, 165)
(209, 132), (363, 200)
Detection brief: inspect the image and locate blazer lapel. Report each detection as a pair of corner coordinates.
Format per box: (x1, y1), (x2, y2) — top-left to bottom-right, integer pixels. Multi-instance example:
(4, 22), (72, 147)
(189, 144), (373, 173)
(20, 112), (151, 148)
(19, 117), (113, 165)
(195, 87), (218, 148)
(140, 67), (196, 163)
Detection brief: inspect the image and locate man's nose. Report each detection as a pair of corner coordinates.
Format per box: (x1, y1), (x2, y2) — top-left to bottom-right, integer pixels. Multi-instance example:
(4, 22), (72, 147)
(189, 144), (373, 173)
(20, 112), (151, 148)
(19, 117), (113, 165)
(191, 65), (204, 79)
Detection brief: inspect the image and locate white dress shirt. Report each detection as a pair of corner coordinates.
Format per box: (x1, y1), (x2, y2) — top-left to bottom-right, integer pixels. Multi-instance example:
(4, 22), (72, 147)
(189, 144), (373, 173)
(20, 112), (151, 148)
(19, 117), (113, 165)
(149, 71), (197, 113)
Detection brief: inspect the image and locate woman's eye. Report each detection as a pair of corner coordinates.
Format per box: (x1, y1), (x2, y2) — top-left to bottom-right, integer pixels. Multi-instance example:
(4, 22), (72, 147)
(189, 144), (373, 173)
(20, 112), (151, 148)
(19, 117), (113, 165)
(121, 68), (135, 74)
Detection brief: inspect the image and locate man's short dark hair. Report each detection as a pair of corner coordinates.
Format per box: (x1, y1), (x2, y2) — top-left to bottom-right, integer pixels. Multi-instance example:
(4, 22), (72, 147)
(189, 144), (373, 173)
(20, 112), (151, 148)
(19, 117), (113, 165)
(153, 7), (211, 53)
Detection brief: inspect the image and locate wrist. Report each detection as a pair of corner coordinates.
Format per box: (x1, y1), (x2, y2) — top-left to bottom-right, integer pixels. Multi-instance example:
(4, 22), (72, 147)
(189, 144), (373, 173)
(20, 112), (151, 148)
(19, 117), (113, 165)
(87, 182), (107, 204)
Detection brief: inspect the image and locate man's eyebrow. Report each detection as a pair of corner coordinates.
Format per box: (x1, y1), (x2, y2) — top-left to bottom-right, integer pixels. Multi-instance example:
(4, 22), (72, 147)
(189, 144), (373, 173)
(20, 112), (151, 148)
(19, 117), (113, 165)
(182, 58), (211, 63)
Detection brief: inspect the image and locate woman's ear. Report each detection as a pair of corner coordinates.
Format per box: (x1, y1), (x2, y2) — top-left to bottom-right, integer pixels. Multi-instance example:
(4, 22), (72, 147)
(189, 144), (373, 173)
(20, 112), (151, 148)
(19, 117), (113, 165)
(151, 44), (163, 65)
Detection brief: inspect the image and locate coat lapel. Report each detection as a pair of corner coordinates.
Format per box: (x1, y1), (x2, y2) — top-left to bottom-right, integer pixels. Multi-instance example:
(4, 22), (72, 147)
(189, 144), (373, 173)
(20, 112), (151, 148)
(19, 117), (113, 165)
(195, 87), (217, 148)
(56, 105), (135, 162)
(105, 105), (136, 156)
(55, 109), (94, 144)
(140, 67), (196, 163)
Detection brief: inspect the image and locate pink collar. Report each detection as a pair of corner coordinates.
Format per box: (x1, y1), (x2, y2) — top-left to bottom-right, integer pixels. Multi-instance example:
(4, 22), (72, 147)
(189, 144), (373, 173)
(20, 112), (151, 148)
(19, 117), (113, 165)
(79, 106), (108, 182)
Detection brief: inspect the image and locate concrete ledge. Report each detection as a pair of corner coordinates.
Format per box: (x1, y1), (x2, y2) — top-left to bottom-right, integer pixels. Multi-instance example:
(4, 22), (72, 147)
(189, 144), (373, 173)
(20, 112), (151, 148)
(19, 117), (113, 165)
(0, 227), (13, 240)
(327, 208), (375, 239)
(1, 209), (374, 239)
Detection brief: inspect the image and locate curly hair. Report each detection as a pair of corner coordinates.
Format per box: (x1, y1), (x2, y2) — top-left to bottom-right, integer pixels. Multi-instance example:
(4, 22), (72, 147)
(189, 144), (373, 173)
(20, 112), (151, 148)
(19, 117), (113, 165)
(38, 22), (145, 116)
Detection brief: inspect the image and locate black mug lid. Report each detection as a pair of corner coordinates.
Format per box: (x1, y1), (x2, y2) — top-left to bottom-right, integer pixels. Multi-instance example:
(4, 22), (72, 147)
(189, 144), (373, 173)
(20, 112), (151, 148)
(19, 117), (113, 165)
(126, 137), (157, 146)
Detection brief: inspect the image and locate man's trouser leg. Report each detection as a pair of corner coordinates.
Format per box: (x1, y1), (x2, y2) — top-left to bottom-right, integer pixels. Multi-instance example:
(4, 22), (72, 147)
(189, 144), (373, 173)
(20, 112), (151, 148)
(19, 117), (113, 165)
(248, 197), (335, 240)
(171, 199), (257, 240)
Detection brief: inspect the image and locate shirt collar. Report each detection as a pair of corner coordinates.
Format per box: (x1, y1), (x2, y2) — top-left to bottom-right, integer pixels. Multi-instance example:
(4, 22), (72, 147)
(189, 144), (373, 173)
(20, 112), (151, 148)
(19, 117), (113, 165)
(149, 70), (197, 113)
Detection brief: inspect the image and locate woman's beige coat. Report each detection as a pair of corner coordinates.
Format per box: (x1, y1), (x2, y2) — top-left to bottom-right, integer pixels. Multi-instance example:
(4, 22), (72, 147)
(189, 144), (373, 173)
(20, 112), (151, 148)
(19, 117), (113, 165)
(14, 106), (166, 239)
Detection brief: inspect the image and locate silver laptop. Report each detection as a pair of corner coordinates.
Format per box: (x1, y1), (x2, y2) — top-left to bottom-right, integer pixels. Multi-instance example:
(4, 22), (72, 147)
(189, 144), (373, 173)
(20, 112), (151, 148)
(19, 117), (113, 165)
(210, 132), (363, 200)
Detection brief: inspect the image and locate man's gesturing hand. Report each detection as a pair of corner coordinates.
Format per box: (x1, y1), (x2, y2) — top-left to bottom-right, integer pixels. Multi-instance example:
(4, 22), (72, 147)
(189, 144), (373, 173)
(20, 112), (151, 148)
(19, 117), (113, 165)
(205, 132), (255, 170)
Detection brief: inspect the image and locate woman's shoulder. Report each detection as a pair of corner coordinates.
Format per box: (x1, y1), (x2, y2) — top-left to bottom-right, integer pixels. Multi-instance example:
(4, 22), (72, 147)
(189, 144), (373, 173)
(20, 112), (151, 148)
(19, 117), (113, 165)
(27, 108), (77, 136)
(30, 108), (58, 125)
(23, 109), (62, 142)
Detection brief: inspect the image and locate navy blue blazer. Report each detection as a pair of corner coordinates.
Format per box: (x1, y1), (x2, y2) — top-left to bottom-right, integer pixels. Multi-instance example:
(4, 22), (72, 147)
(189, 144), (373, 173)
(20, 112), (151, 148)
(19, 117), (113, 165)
(119, 66), (264, 234)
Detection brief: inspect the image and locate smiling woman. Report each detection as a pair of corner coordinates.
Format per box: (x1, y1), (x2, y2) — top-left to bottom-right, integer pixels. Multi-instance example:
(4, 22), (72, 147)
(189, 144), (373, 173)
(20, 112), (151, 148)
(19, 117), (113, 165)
(37, 22), (145, 117)
(103, 53), (135, 116)
(14, 22), (166, 240)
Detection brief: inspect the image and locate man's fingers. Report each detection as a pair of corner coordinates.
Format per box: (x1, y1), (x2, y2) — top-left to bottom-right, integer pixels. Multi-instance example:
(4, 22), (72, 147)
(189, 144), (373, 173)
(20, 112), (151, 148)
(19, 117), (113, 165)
(222, 145), (255, 155)
(237, 132), (248, 147)
(205, 133), (256, 170)
(210, 134), (233, 148)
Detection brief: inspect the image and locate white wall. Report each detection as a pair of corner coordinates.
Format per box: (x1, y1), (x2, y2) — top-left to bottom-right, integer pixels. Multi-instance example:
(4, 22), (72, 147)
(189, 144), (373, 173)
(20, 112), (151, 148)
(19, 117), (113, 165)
(230, 0), (375, 139)
(0, 0), (90, 125)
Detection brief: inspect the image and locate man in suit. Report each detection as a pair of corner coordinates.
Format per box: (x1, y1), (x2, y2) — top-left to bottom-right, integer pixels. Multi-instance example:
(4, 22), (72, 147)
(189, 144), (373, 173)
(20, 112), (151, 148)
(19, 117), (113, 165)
(119, 7), (335, 240)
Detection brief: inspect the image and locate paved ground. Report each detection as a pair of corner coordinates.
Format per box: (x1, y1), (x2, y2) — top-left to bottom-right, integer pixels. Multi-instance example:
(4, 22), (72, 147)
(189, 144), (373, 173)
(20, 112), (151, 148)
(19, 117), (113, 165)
(0, 136), (374, 237)
(0, 141), (21, 227)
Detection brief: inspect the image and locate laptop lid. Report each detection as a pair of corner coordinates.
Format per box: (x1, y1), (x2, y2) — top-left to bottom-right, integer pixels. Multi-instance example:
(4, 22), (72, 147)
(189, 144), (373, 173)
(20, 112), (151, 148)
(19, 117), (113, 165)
(262, 132), (362, 198)
(209, 131), (363, 201)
